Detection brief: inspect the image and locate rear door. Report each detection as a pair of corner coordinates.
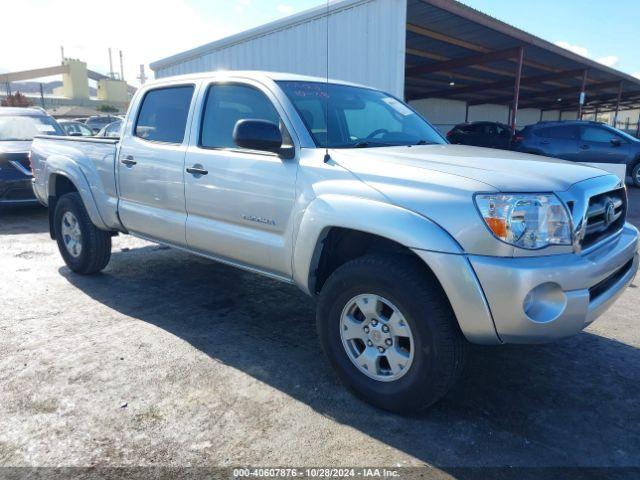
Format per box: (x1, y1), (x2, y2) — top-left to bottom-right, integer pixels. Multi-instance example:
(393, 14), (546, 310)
(493, 124), (512, 150)
(117, 84), (196, 246)
(183, 80), (299, 277)
(533, 125), (580, 160)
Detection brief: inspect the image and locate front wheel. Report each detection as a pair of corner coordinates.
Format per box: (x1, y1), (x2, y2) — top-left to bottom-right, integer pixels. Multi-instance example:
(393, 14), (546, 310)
(316, 254), (467, 413)
(631, 162), (640, 188)
(53, 192), (112, 274)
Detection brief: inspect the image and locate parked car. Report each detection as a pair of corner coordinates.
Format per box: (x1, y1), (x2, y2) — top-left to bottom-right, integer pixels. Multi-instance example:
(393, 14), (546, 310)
(95, 120), (123, 138)
(447, 121), (513, 150)
(513, 121), (640, 186)
(0, 107), (64, 205)
(85, 115), (120, 134)
(58, 120), (94, 137)
(30, 72), (638, 413)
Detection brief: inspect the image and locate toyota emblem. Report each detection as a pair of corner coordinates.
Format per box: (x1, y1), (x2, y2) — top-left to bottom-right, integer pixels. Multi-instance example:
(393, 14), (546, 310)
(604, 199), (616, 227)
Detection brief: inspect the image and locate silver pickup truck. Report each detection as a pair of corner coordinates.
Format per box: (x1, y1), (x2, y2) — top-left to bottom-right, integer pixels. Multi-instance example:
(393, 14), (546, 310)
(31, 71), (638, 412)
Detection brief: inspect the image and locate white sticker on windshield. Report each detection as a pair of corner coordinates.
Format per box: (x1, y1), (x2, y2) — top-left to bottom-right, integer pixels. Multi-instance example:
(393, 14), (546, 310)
(382, 97), (413, 116)
(36, 124), (56, 133)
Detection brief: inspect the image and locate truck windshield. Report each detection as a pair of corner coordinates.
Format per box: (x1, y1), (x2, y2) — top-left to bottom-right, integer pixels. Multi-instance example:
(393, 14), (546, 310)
(0, 115), (63, 141)
(277, 81), (445, 148)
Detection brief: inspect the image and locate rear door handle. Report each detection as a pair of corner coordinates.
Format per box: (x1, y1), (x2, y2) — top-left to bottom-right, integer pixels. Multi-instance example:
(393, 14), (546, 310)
(579, 144), (590, 150)
(121, 155), (137, 166)
(186, 166), (208, 176)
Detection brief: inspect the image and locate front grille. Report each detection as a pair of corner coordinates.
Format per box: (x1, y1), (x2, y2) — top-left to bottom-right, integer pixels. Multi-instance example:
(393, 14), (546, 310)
(581, 188), (626, 249)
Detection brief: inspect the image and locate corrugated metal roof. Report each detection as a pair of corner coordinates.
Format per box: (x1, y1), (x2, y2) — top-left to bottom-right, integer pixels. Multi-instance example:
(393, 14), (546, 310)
(406, 0), (640, 112)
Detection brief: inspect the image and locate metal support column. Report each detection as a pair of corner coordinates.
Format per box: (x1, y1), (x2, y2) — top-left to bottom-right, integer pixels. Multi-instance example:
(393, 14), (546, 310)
(509, 46), (524, 134)
(577, 70), (588, 120)
(613, 81), (623, 127)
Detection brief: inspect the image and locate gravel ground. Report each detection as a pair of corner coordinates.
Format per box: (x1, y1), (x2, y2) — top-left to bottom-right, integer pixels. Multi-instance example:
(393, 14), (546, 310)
(0, 188), (639, 474)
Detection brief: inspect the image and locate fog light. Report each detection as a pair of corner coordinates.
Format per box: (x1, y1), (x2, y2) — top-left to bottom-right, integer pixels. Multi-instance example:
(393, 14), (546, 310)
(523, 282), (567, 323)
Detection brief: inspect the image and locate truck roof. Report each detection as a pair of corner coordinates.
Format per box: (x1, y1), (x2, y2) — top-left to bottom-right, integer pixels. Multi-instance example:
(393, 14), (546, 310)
(146, 70), (369, 90)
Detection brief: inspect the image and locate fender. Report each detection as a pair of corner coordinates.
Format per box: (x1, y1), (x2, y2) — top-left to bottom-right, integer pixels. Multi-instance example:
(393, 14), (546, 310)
(292, 194), (463, 295)
(45, 155), (108, 231)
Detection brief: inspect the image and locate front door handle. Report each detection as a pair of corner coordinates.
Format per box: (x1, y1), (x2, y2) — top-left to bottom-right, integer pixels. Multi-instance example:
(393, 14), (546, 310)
(579, 144), (590, 150)
(186, 166), (208, 176)
(121, 155), (137, 166)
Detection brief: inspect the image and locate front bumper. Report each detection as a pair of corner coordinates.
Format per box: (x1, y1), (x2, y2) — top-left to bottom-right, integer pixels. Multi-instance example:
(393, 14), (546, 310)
(0, 178), (38, 205)
(469, 223), (638, 343)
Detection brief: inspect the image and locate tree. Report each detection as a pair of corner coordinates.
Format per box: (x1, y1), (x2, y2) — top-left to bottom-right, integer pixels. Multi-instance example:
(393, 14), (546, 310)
(97, 104), (118, 113)
(1, 91), (32, 107)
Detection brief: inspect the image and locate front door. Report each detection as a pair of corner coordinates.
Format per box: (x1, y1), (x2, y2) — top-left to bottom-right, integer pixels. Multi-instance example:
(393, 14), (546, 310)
(578, 125), (630, 164)
(184, 81), (298, 277)
(117, 84), (196, 246)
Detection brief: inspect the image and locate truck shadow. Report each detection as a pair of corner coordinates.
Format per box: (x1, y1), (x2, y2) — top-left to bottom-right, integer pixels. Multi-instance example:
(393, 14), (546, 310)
(60, 245), (640, 472)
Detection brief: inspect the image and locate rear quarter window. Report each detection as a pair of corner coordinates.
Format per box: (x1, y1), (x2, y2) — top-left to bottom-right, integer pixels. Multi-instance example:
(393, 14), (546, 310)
(135, 85), (194, 143)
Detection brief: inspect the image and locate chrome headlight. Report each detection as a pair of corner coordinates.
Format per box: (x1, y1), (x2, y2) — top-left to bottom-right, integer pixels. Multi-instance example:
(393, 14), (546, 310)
(474, 193), (572, 249)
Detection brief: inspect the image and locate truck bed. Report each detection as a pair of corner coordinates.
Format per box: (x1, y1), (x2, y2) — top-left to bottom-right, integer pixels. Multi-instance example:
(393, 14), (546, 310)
(30, 134), (122, 231)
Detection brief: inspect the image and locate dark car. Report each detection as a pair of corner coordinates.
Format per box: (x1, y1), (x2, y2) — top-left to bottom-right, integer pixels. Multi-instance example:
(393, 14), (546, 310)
(0, 107), (64, 205)
(85, 115), (121, 134)
(447, 121), (513, 150)
(58, 120), (94, 137)
(513, 120), (640, 187)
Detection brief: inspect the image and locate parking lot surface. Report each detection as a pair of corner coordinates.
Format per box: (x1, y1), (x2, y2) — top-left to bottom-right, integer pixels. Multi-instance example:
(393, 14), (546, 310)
(1, 189), (639, 472)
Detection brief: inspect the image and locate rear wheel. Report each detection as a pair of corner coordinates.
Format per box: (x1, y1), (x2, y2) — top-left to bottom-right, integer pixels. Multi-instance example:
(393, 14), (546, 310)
(316, 254), (467, 413)
(54, 192), (112, 274)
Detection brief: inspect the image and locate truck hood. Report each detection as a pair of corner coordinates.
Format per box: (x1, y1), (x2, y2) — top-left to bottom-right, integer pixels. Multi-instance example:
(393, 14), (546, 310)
(331, 144), (607, 193)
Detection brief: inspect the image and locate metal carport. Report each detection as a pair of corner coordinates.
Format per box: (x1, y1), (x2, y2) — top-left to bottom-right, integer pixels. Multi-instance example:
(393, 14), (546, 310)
(404, 0), (640, 132)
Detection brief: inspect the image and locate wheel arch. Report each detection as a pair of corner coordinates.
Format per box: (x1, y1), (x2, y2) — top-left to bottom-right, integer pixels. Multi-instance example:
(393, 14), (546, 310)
(627, 154), (640, 177)
(46, 164), (107, 239)
(292, 195), (463, 296)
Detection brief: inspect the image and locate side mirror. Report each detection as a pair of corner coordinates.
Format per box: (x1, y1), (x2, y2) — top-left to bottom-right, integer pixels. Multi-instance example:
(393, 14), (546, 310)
(610, 137), (622, 147)
(233, 119), (283, 154)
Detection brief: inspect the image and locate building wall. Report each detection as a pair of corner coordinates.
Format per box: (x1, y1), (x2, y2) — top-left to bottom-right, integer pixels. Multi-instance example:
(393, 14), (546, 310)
(468, 104), (508, 124)
(408, 98), (466, 133)
(97, 79), (128, 103)
(61, 59), (89, 100)
(408, 98), (574, 133)
(152, 0), (408, 98)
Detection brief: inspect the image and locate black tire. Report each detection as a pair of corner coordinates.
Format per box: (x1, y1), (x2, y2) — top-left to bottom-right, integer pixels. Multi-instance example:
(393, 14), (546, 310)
(316, 254), (467, 413)
(53, 192), (112, 274)
(631, 162), (640, 188)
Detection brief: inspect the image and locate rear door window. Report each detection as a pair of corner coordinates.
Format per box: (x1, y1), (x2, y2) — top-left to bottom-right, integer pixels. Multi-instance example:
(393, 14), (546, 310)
(535, 126), (578, 140)
(135, 85), (194, 143)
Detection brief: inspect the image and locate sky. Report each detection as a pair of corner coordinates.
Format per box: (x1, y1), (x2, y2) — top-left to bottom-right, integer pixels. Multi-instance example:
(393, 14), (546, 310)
(1, 0), (638, 87)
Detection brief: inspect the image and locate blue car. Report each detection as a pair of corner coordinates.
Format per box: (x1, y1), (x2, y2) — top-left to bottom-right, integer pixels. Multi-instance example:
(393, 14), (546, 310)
(0, 107), (64, 205)
(513, 120), (640, 187)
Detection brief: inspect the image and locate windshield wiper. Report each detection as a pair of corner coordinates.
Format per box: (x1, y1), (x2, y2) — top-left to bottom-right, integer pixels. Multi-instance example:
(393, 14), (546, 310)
(353, 140), (398, 148)
(414, 140), (437, 145)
